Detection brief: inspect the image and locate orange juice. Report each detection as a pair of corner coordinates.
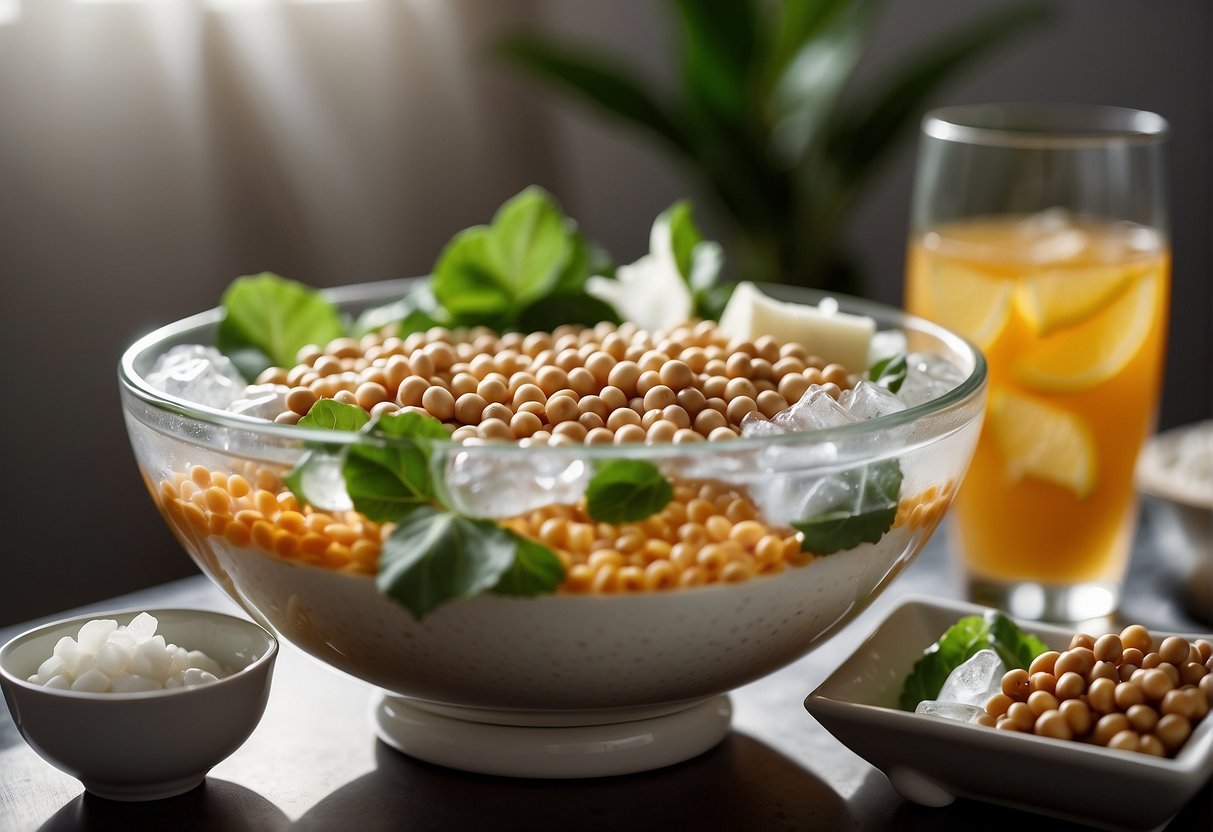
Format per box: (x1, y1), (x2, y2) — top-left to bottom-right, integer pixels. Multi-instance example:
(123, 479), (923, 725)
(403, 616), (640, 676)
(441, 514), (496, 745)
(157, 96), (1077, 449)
(906, 214), (1169, 585)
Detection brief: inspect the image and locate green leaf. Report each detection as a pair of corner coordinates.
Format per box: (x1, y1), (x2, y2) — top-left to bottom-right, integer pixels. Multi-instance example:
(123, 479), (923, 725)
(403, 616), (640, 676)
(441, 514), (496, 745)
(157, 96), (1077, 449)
(826, 3), (1051, 182)
(868, 352), (907, 394)
(650, 201), (728, 321)
(430, 227), (514, 322)
(377, 507), (518, 618)
(585, 460), (674, 524)
(673, 0), (760, 120)
(488, 186), (573, 309)
(342, 411), (449, 523)
(429, 187), (585, 330)
(353, 283), (447, 338)
(794, 459), (902, 554)
(500, 37), (694, 156)
(769, 0), (878, 164)
(517, 292), (621, 332)
(655, 201), (701, 279)
(898, 611), (1050, 711)
(297, 399), (371, 431)
(491, 534), (565, 597)
(215, 273), (345, 375)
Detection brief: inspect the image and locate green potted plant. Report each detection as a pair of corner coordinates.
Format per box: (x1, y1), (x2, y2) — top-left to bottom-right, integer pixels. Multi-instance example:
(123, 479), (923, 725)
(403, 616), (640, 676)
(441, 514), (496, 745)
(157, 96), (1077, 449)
(503, 0), (1049, 294)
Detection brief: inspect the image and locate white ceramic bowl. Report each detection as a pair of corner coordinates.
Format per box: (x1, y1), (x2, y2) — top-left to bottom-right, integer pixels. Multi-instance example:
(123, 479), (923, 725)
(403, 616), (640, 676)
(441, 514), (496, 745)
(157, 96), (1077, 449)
(805, 596), (1213, 831)
(1137, 420), (1213, 622)
(0, 608), (277, 801)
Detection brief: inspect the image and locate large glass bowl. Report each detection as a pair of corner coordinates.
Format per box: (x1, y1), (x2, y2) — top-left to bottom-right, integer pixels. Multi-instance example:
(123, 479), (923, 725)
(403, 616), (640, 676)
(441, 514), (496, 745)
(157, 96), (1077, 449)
(119, 279), (986, 776)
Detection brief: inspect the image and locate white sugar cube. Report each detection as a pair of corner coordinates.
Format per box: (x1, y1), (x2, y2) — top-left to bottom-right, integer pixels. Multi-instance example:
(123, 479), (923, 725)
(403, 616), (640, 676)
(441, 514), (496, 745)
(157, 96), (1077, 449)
(37, 656), (66, 679)
(182, 668), (218, 687)
(44, 675), (71, 690)
(109, 674), (165, 693)
(131, 637), (173, 681)
(26, 674), (45, 685)
(108, 629), (136, 652)
(166, 673), (185, 689)
(71, 668), (111, 693)
(95, 641), (133, 676)
(168, 645), (189, 676)
(185, 650), (224, 676)
(125, 613), (159, 643)
(77, 619), (118, 654)
(53, 637), (82, 674)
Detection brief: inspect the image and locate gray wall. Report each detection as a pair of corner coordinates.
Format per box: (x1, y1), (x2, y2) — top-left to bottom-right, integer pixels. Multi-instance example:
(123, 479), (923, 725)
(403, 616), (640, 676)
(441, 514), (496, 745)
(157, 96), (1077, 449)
(1, 0), (1209, 626)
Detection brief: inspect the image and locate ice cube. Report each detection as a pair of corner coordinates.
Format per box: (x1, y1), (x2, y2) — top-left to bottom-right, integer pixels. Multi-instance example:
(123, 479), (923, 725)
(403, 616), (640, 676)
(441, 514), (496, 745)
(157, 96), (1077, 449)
(1018, 208), (1087, 264)
(125, 612), (159, 643)
(77, 619), (118, 654)
(915, 700), (988, 724)
(95, 640), (133, 676)
(292, 452), (353, 513)
(938, 649), (1007, 707)
(868, 330), (907, 367)
(71, 668), (111, 693)
(146, 344), (246, 410)
(775, 386), (859, 432)
(740, 411), (783, 438)
(110, 674), (165, 693)
(897, 354), (968, 408)
(227, 383), (291, 420)
(841, 380), (907, 421)
(444, 449), (591, 518)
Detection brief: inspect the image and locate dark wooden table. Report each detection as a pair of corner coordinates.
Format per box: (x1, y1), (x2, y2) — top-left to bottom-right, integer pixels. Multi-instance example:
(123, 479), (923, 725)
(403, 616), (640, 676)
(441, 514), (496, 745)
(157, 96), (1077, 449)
(3, 517), (1209, 832)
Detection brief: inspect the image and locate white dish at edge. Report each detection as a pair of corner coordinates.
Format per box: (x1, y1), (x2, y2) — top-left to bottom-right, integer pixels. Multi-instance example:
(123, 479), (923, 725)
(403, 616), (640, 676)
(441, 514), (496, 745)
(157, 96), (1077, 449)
(805, 595), (1213, 832)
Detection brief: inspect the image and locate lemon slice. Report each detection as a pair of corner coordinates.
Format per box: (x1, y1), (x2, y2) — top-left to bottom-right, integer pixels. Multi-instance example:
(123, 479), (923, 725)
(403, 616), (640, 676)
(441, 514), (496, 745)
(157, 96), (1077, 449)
(1015, 264), (1141, 336)
(990, 390), (1097, 497)
(1016, 273), (1159, 393)
(928, 262), (1012, 349)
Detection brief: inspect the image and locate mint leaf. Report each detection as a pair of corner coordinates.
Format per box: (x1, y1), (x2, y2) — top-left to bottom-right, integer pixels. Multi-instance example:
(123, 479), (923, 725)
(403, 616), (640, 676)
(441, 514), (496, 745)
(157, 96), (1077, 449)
(585, 460), (673, 523)
(297, 399), (371, 431)
(659, 200), (701, 279)
(517, 292), (621, 331)
(353, 283), (447, 338)
(491, 535), (565, 597)
(377, 507), (518, 618)
(898, 611), (1050, 711)
(794, 460), (902, 554)
(431, 187), (576, 328)
(215, 272), (344, 376)
(342, 411), (448, 523)
(869, 353), (908, 394)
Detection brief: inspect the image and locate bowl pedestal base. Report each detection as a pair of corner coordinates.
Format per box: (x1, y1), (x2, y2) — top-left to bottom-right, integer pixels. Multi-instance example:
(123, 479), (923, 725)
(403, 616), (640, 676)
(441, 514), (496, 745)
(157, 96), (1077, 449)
(373, 693), (732, 778)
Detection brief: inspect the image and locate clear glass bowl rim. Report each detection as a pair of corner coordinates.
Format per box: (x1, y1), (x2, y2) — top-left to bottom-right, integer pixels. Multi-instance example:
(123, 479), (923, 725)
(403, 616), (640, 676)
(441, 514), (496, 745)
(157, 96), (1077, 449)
(923, 103), (1169, 150)
(118, 279), (987, 460)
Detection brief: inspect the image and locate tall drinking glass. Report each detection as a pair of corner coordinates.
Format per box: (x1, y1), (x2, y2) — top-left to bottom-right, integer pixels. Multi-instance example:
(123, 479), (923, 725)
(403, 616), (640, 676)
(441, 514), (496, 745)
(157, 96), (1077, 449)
(905, 104), (1169, 621)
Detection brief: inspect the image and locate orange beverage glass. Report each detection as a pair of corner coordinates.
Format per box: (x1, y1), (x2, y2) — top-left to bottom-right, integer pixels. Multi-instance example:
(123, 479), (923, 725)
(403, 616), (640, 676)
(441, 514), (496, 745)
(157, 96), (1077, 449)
(906, 105), (1170, 621)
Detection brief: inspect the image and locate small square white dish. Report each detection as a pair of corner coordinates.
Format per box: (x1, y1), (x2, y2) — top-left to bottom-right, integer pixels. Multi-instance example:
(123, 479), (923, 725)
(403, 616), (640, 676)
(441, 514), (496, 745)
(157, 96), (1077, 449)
(805, 596), (1213, 832)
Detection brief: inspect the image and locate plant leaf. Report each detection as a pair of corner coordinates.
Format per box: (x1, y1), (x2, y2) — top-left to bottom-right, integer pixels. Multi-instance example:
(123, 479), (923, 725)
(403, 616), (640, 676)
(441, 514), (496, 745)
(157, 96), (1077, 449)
(585, 460), (674, 524)
(342, 411), (449, 523)
(827, 3), (1051, 181)
(673, 0), (760, 121)
(500, 37), (694, 156)
(487, 186), (573, 309)
(377, 507), (518, 618)
(353, 283), (447, 338)
(794, 459), (902, 554)
(430, 226), (514, 322)
(215, 273), (345, 374)
(490, 534), (565, 597)
(868, 353), (907, 394)
(297, 399), (371, 432)
(517, 292), (621, 331)
(898, 611), (1049, 710)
